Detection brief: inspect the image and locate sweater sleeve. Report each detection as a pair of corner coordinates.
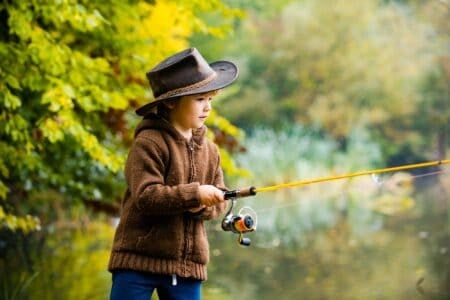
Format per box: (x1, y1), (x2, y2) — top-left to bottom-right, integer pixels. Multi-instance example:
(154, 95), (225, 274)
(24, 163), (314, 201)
(125, 137), (202, 215)
(190, 146), (228, 220)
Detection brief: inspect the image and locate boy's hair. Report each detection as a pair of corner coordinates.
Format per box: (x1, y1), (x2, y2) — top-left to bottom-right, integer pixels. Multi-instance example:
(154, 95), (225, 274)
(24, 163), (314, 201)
(156, 97), (180, 119)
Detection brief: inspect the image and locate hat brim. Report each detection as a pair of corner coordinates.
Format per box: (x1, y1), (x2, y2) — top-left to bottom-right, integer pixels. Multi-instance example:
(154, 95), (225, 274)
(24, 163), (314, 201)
(136, 61), (238, 116)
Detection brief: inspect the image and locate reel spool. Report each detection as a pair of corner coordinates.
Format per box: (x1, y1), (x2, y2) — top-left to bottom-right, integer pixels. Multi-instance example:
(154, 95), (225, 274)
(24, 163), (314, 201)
(221, 198), (257, 246)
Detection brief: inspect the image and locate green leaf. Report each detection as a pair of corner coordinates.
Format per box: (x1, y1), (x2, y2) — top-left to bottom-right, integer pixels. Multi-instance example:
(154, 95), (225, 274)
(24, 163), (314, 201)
(0, 182), (8, 200)
(5, 75), (21, 90)
(2, 89), (22, 109)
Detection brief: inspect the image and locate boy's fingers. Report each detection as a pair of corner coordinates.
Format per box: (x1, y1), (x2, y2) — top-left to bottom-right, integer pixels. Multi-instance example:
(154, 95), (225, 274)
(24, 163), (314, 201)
(199, 185), (225, 206)
(213, 191), (224, 203)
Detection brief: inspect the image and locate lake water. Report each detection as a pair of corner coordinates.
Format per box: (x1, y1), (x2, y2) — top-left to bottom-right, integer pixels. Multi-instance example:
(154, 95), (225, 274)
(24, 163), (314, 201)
(204, 173), (450, 299)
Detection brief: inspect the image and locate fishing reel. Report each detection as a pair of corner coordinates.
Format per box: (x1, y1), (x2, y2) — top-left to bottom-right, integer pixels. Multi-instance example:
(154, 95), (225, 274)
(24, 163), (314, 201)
(221, 196), (257, 246)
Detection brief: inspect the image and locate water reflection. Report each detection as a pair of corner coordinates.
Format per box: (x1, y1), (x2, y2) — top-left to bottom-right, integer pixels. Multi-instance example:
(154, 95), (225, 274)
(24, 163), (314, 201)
(205, 175), (450, 299)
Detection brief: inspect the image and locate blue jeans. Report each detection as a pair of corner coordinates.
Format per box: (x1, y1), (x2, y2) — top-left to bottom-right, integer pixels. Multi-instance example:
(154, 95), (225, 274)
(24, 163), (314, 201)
(110, 270), (201, 300)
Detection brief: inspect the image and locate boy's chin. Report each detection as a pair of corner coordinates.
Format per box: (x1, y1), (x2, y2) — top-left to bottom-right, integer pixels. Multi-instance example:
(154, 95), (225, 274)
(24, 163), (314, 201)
(194, 121), (205, 128)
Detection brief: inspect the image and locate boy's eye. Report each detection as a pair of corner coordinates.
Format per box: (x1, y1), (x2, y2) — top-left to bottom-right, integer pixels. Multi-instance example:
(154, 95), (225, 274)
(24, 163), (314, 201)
(196, 97), (212, 101)
(195, 95), (213, 101)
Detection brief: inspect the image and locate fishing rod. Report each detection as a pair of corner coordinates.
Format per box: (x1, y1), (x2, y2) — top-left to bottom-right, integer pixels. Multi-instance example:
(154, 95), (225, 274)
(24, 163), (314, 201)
(221, 159), (450, 246)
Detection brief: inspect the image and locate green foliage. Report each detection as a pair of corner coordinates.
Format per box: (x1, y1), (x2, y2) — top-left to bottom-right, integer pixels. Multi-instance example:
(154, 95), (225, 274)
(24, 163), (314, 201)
(414, 61), (450, 159)
(0, 216), (114, 300)
(0, 206), (40, 234)
(214, 0), (449, 160)
(0, 0), (242, 234)
(230, 125), (382, 187)
(0, 0), (245, 297)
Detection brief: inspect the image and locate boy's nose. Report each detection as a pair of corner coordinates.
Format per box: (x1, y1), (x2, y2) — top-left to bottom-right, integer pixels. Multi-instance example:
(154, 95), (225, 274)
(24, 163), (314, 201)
(204, 100), (212, 111)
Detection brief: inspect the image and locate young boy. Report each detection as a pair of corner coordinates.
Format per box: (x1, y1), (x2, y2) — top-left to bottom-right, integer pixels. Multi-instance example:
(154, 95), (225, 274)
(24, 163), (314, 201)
(108, 48), (238, 300)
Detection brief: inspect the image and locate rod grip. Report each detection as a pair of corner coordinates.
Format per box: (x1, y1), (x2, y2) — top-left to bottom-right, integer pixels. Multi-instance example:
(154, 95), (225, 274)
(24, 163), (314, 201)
(224, 186), (257, 200)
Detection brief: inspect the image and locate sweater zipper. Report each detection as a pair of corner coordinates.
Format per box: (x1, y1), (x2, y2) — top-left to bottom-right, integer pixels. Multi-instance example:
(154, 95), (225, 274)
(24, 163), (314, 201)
(187, 139), (195, 182)
(184, 139), (195, 274)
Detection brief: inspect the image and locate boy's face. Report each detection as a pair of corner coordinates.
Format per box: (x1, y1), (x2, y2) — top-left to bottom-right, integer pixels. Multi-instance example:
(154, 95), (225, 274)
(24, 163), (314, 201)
(168, 91), (218, 130)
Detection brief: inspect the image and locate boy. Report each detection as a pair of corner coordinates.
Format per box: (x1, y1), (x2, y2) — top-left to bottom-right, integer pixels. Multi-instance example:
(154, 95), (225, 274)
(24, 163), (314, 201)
(109, 48), (238, 300)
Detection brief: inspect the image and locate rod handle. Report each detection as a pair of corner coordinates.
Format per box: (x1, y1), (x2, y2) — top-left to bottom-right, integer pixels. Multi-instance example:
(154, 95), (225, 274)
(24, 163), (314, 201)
(224, 186), (257, 200)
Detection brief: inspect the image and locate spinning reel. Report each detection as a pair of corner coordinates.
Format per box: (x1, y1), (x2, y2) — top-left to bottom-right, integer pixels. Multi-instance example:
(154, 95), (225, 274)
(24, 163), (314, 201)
(222, 187), (257, 246)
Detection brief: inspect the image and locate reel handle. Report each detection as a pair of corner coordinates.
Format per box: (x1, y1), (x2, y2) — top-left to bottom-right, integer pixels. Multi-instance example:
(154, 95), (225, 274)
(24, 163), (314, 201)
(239, 236), (251, 246)
(224, 186), (257, 200)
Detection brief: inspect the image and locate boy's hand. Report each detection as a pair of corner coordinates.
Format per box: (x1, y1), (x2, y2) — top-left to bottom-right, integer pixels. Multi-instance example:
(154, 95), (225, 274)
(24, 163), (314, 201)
(198, 185), (224, 207)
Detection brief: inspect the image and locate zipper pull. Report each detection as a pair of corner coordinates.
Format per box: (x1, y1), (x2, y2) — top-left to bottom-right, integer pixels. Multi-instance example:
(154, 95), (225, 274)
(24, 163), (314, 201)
(172, 274), (177, 286)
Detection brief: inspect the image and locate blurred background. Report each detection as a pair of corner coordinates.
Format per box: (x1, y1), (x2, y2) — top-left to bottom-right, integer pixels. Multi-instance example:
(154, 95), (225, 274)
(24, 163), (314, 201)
(0, 0), (449, 299)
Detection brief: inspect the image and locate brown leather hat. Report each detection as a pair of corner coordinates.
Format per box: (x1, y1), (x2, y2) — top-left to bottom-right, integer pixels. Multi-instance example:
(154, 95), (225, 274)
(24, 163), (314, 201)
(136, 48), (238, 116)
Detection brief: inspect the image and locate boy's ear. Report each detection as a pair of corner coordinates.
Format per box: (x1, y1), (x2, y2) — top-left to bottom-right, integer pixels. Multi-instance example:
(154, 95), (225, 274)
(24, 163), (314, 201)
(163, 98), (179, 109)
(164, 102), (174, 109)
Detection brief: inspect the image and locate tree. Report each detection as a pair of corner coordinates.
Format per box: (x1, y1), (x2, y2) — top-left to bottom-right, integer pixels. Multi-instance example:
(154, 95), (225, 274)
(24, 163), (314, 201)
(216, 0), (446, 159)
(0, 0), (242, 233)
(410, 0), (450, 160)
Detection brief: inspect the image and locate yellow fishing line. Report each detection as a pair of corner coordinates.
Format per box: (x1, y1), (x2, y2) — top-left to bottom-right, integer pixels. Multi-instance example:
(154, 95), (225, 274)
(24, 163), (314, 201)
(254, 159), (450, 193)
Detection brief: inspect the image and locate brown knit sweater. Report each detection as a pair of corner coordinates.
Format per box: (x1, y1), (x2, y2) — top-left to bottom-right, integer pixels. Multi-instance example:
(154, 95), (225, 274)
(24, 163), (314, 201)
(108, 114), (227, 280)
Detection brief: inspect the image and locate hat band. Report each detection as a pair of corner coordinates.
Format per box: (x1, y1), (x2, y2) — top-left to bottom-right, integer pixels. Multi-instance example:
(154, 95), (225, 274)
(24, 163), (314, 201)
(155, 72), (218, 100)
